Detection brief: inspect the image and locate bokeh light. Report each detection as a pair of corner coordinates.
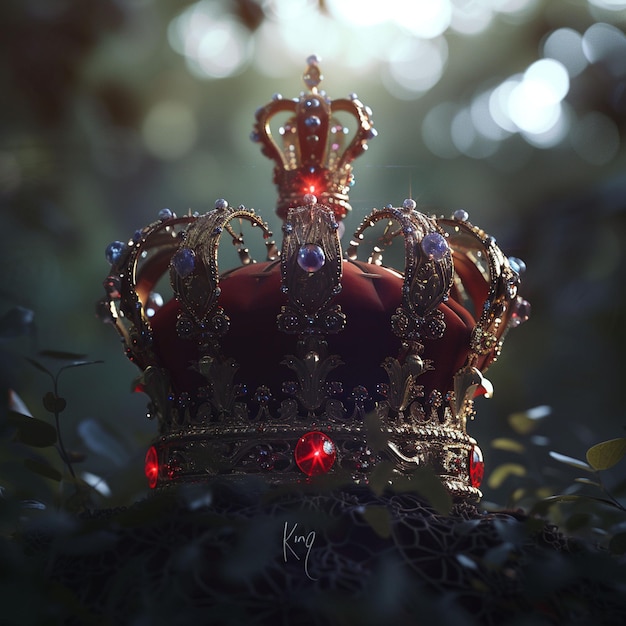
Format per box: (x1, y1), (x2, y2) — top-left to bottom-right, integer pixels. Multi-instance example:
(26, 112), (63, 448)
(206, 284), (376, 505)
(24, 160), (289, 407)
(383, 36), (448, 98)
(542, 28), (588, 78)
(582, 22), (626, 77)
(588, 0), (626, 10)
(392, 0), (452, 39)
(168, 0), (252, 79)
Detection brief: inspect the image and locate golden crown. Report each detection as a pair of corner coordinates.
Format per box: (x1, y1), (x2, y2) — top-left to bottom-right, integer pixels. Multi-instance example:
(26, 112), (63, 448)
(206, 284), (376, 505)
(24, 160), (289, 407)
(100, 58), (530, 501)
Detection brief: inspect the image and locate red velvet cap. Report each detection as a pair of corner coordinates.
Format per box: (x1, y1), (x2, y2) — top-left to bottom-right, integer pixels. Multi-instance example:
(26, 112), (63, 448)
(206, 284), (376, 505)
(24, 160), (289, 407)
(150, 259), (478, 402)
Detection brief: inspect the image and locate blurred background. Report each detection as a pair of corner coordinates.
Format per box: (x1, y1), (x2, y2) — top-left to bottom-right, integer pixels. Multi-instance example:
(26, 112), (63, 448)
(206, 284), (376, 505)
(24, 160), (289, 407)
(1, 0), (625, 506)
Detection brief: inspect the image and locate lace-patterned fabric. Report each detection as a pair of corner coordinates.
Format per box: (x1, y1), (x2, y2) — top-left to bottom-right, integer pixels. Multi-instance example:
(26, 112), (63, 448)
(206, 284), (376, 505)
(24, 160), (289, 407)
(23, 483), (626, 625)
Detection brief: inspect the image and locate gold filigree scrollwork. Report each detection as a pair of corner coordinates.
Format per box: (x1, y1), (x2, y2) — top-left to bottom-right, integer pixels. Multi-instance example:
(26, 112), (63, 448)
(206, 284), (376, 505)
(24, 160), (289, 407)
(438, 217), (520, 370)
(277, 201), (345, 335)
(110, 215), (196, 370)
(281, 348), (343, 418)
(349, 204), (453, 345)
(171, 203), (274, 346)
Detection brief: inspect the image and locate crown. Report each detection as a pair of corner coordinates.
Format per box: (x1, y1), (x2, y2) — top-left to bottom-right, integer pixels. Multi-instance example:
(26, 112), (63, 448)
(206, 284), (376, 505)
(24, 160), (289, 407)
(251, 54), (376, 221)
(100, 59), (530, 501)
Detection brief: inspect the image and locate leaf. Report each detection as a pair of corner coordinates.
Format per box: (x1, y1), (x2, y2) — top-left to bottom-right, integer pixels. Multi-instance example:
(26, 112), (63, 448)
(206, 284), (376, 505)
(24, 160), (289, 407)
(530, 494), (620, 516)
(368, 461), (395, 496)
(59, 360), (104, 374)
(586, 438), (626, 471)
(0, 306), (35, 340)
(39, 349), (88, 360)
(487, 463), (526, 489)
(609, 532), (626, 555)
(25, 356), (52, 378)
(20, 499), (46, 510)
(24, 458), (63, 482)
(549, 451), (593, 472)
(77, 418), (131, 466)
(394, 466), (453, 515)
(8, 410), (57, 447)
(361, 505), (392, 539)
(364, 410), (387, 454)
(81, 471), (112, 497)
(507, 405), (550, 435)
(574, 477), (602, 488)
(8, 389), (32, 416)
(456, 554), (478, 570)
(483, 542), (514, 568)
(43, 391), (67, 414)
(490, 438), (525, 454)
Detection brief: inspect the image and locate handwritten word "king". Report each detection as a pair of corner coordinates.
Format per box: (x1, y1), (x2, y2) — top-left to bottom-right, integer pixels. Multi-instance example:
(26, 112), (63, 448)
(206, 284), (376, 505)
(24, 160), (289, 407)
(282, 522), (317, 580)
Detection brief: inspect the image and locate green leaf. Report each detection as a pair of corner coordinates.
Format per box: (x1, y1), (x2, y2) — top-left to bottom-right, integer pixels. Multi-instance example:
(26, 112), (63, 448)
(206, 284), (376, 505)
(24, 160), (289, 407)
(486, 463), (526, 489)
(364, 410), (388, 454)
(586, 438), (626, 471)
(574, 477), (602, 488)
(609, 532), (626, 555)
(368, 461), (395, 496)
(58, 360), (104, 374)
(549, 451), (593, 472)
(394, 466), (453, 516)
(507, 406), (550, 435)
(25, 356), (52, 378)
(77, 418), (130, 466)
(530, 494), (620, 516)
(24, 458), (63, 482)
(43, 391), (67, 414)
(361, 505), (392, 539)
(508, 412), (537, 435)
(39, 349), (88, 361)
(8, 410), (57, 447)
(490, 438), (525, 454)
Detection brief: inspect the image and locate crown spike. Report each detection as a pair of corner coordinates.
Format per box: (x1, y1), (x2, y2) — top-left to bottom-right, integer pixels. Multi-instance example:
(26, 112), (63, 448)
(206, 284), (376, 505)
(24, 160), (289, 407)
(252, 57), (376, 221)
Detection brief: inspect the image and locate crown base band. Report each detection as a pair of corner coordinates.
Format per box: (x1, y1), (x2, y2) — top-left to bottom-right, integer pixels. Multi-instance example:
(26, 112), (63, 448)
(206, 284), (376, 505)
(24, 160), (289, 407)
(149, 423), (482, 501)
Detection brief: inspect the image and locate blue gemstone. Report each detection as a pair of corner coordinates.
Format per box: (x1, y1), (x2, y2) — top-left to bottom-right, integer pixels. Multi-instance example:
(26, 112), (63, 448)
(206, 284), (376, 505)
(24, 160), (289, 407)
(105, 241), (125, 265)
(172, 248), (195, 278)
(305, 116), (321, 128)
(421, 232), (449, 261)
(297, 244), (326, 273)
(304, 98), (320, 109)
(453, 209), (469, 222)
(508, 256), (527, 275)
(158, 208), (173, 221)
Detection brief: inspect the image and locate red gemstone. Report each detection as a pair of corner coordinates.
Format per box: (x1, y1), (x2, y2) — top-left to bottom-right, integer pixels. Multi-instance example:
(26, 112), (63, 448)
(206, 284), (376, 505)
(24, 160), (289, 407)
(145, 445), (159, 489)
(294, 431), (336, 476)
(469, 445), (484, 489)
